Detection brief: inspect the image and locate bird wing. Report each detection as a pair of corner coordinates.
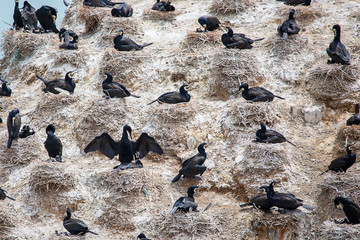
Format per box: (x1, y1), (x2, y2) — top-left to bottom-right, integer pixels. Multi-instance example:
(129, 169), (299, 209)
(187, 155), (206, 168)
(84, 133), (118, 159)
(157, 91), (186, 104)
(133, 133), (163, 159)
(288, 20), (300, 34)
(335, 42), (350, 63)
(248, 87), (273, 98)
(225, 38), (249, 49)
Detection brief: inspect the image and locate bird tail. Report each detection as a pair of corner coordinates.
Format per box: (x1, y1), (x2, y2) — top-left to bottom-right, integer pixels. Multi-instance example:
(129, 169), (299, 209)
(147, 99), (157, 105)
(239, 203), (252, 208)
(130, 94), (140, 98)
(320, 170), (328, 176)
(36, 74), (49, 85)
(170, 207), (178, 215)
(275, 95), (285, 100)
(301, 204), (314, 210)
(7, 138), (13, 149)
(287, 140), (296, 147)
(253, 38), (265, 42)
(103, 0), (125, 5)
(6, 195), (15, 201)
(141, 43), (153, 49)
(282, 32), (288, 42)
(88, 231), (98, 235)
(171, 173), (182, 183)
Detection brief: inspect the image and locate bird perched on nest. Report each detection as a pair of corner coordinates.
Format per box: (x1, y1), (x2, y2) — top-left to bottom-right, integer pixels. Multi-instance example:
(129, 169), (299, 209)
(138, 233), (151, 240)
(59, 29), (79, 50)
(222, 27), (264, 49)
(148, 84), (190, 105)
(35, 5), (59, 33)
(277, 9), (300, 41)
(7, 109), (21, 149)
(321, 145), (356, 175)
(171, 185), (199, 214)
(239, 184), (274, 211)
(36, 71), (76, 94)
(255, 122), (296, 146)
(276, 0), (311, 6)
(114, 29), (153, 51)
(347, 104), (360, 126)
(238, 83), (284, 102)
(83, 0), (125, 7)
(152, 0), (175, 11)
(84, 124), (163, 170)
(102, 73), (140, 98)
(0, 188), (15, 201)
(19, 125), (35, 138)
(334, 197), (360, 224)
(111, 3), (133, 17)
(63, 208), (98, 235)
(197, 16), (221, 32)
(21, 1), (38, 31)
(0, 79), (12, 97)
(44, 124), (63, 162)
(326, 25), (350, 65)
(172, 143), (207, 183)
(13, 0), (24, 30)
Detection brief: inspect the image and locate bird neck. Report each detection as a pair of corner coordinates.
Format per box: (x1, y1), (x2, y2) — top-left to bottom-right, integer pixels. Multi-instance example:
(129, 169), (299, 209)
(260, 125), (266, 132)
(334, 30), (340, 41)
(227, 28), (233, 37)
(179, 86), (188, 95)
(266, 185), (275, 199)
(104, 75), (113, 84)
(65, 73), (73, 83)
(187, 189), (195, 198)
(198, 146), (206, 157)
(64, 212), (71, 221)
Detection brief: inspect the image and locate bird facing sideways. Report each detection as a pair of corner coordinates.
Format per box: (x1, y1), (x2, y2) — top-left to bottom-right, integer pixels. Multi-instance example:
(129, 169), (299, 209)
(138, 233), (151, 240)
(7, 109), (21, 149)
(152, 0), (175, 11)
(36, 71), (76, 94)
(238, 83), (284, 102)
(13, 0), (24, 30)
(0, 188), (15, 201)
(256, 122), (296, 146)
(114, 29), (152, 51)
(334, 197), (360, 224)
(111, 3), (133, 17)
(63, 207), (98, 235)
(35, 5), (59, 33)
(321, 145), (356, 175)
(102, 73), (140, 98)
(197, 16), (221, 32)
(239, 184), (274, 211)
(59, 29), (78, 50)
(347, 104), (360, 126)
(171, 185), (199, 214)
(222, 27), (264, 49)
(0, 79), (12, 97)
(277, 9), (300, 42)
(44, 124), (63, 162)
(326, 25), (350, 65)
(148, 84), (190, 105)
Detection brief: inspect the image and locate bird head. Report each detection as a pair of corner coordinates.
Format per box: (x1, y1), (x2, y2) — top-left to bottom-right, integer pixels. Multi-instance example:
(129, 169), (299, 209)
(46, 124), (56, 134)
(333, 25), (340, 37)
(111, 8), (119, 17)
(124, 124), (132, 139)
(138, 233), (147, 239)
(289, 9), (295, 18)
(334, 197), (347, 209)
(238, 83), (248, 91)
(117, 29), (124, 36)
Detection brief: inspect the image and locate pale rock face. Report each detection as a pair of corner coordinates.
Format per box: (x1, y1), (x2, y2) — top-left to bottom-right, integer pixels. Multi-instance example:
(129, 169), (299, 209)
(302, 107), (322, 124)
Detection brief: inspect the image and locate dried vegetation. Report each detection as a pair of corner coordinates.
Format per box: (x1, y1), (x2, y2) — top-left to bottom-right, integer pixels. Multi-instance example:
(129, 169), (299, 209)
(209, 0), (254, 14)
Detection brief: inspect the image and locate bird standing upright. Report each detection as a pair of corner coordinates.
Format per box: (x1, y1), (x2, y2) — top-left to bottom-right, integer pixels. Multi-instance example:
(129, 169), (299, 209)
(44, 124), (63, 162)
(7, 109), (21, 149)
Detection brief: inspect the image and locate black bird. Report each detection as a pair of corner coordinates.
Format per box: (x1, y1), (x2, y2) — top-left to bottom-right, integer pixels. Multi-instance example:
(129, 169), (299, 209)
(0, 79), (12, 97)
(44, 124), (63, 162)
(111, 3), (133, 17)
(327, 25), (350, 65)
(172, 143), (207, 182)
(114, 29), (152, 51)
(36, 71), (76, 94)
(256, 123), (296, 146)
(239, 185), (274, 211)
(7, 109), (21, 149)
(59, 28), (79, 43)
(277, 9), (300, 41)
(152, 0), (175, 11)
(197, 16), (221, 32)
(221, 27), (264, 49)
(276, 0), (311, 5)
(171, 185), (199, 214)
(63, 208), (98, 235)
(148, 84), (190, 105)
(321, 146), (356, 174)
(83, 0), (125, 7)
(334, 197), (360, 224)
(84, 125), (163, 169)
(347, 104), (360, 126)
(36, 5), (59, 33)
(138, 233), (151, 240)
(22, 1), (38, 31)
(0, 188), (15, 201)
(18, 125), (35, 138)
(238, 83), (284, 102)
(13, 0), (24, 30)
(102, 73), (140, 98)
(59, 30), (78, 50)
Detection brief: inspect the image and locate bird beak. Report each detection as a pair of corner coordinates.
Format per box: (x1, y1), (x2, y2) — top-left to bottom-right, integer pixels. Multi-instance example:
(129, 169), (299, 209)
(127, 130), (132, 139)
(336, 204), (343, 210)
(12, 117), (15, 125)
(221, 25), (227, 32)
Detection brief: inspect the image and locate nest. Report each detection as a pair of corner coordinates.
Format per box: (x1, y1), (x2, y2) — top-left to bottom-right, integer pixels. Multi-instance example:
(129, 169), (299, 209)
(96, 208), (135, 232)
(29, 164), (75, 194)
(334, 125), (360, 154)
(52, 48), (88, 68)
(278, 5), (324, 24)
(318, 222), (360, 240)
(149, 103), (196, 124)
(100, 17), (139, 44)
(208, 0), (254, 14)
(78, 6), (105, 33)
(142, 9), (180, 21)
(264, 33), (309, 59)
(0, 209), (15, 237)
(184, 32), (221, 49)
(210, 50), (265, 100)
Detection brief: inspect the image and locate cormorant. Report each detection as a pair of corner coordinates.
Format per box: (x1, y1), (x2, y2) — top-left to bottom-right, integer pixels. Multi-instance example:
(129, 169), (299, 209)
(18, 125), (35, 138)
(36, 5), (59, 33)
(59, 28), (79, 43)
(197, 16), (221, 32)
(326, 25), (350, 65)
(277, 9), (300, 42)
(256, 123), (296, 146)
(334, 197), (360, 224)
(7, 109), (21, 149)
(148, 84), (190, 105)
(111, 4), (133, 17)
(138, 233), (151, 240)
(239, 185), (273, 211)
(238, 83), (284, 102)
(83, 0), (125, 7)
(221, 27), (264, 49)
(152, 0), (175, 11)
(114, 29), (152, 51)
(63, 208), (98, 235)
(22, 1), (38, 31)
(321, 145), (356, 174)
(44, 124), (63, 162)
(347, 104), (360, 126)
(36, 71), (76, 94)
(0, 188), (15, 201)
(0, 79), (12, 97)
(276, 0), (311, 6)
(13, 0), (24, 30)
(170, 185), (199, 214)
(84, 125), (163, 169)
(172, 143), (207, 182)
(59, 30), (78, 50)
(102, 73), (140, 98)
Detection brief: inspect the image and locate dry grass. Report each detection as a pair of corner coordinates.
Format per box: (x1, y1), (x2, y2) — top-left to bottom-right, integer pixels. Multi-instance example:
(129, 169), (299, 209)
(150, 103), (196, 124)
(78, 6), (103, 33)
(0, 210), (15, 237)
(29, 164), (75, 194)
(142, 9), (180, 21)
(100, 17), (139, 44)
(96, 208), (135, 232)
(334, 125), (360, 154)
(318, 222), (360, 240)
(209, 0), (254, 14)
(278, 5), (324, 24)
(52, 48), (88, 68)
(264, 33), (309, 59)
(184, 32), (221, 49)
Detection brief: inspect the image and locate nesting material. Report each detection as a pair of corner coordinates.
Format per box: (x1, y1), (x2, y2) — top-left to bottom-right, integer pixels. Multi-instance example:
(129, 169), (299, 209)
(278, 5), (324, 24)
(52, 48), (88, 67)
(96, 208), (135, 232)
(184, 32), (221, 49)
(335, 125), (360, 154)
(142, 9), (180, 21)
(0, 209), (16, 237)
(319, 222), (360, 240)
(100, 17), (139, 44)
(264, 33), (308, 59)
(29, 164), (75, 194)
(78, 6), (104, 33)
(150, 103), (196, 124)
(209, 0), (254, 14)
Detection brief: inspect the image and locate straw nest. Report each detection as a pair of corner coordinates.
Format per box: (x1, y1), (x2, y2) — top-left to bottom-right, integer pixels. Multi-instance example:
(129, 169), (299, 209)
(318, 222), (360, 240)
(149, 103), (196, 124)
(209, 0), (254, 14)
(278, 5), (324, 24)
(306, 64), (359, 107)
(52, 48), (88, 68)
(29, 164), (75, 194)
(334, 125), (360, 154)
(78, 6), (105, 33)
(264, 33), (308, 59)
(0, 209), (16, 237)
(96, 208), (135, 232)
(142, 9), (180, 21)
(210, 50), (265, 100)
(183, 32), (221, 50)
(100, 17), (139, 44)
(151, 211), (220, 239)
